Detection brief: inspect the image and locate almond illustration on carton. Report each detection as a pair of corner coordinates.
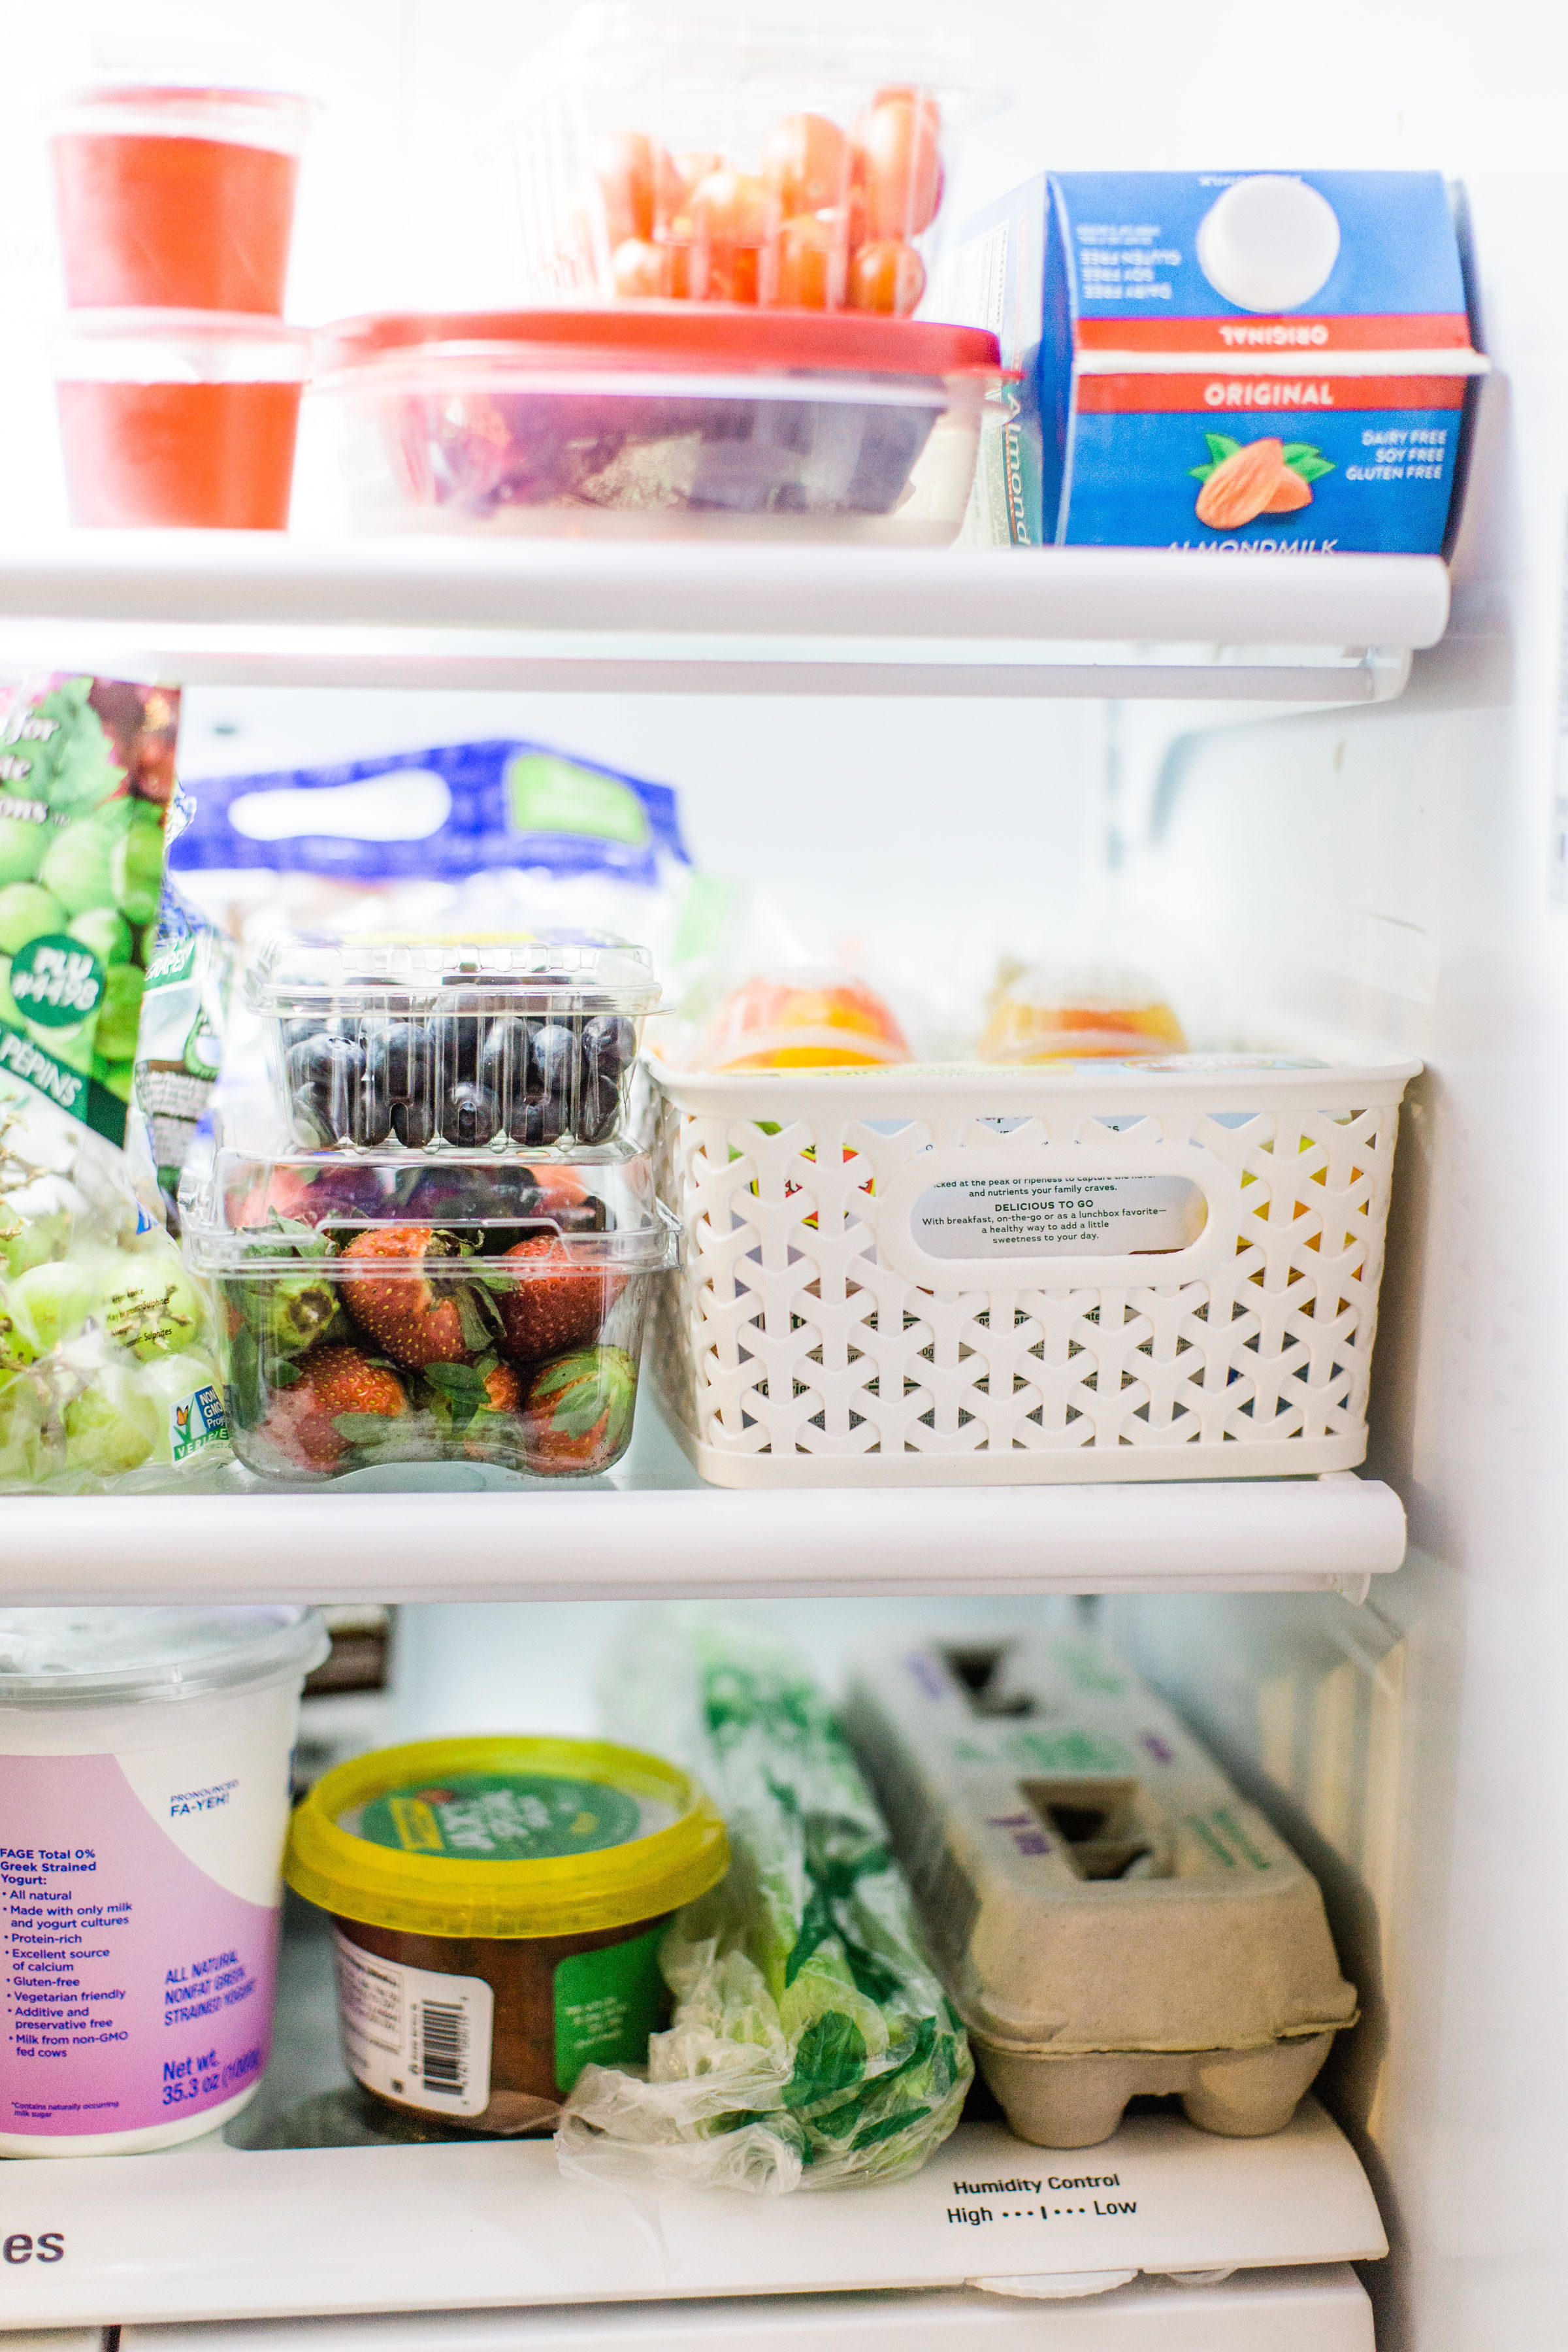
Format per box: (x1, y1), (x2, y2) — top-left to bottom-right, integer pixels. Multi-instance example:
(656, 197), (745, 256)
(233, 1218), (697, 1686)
(1190, 433), (1336, 528)
(1195, 436), (1288, 528)
(1263, 466), (1313, 513)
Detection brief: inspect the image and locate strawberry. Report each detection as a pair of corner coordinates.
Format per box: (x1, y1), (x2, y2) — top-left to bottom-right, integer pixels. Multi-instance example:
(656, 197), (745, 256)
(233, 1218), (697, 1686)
(496, 1235), (624, 1364)
(521, 1345), (638, 1475)
(339, 1225), (498, 1369)
(261, 1343), (408, 1470)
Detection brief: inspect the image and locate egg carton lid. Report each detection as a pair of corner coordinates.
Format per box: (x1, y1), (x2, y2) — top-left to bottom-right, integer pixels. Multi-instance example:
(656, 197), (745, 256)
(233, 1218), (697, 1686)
(246, 926), (661, 1015)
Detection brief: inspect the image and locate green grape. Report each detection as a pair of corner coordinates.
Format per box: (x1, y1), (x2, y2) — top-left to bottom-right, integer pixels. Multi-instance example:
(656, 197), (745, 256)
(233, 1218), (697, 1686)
(1, 1177), (79, 1277)
(91, 962), (144, 1063)
(0, 883), (67, 955)
(63, 1364), (159, 1476)
(11, 1254), (102, 1351)
(68, 907), (133, 966)
(0, 957), (20, 1028)
(38, 815), (120, 920)
(91, 1058), (137, 1105)
(0, 816), (47, 886)
(94, 1247), (208, 1361)
(113, 804), (166, 926)
(0, 1281), (37, 1367)
(0, 1368), (49, 1484)
(35, 1022), (93, 1077)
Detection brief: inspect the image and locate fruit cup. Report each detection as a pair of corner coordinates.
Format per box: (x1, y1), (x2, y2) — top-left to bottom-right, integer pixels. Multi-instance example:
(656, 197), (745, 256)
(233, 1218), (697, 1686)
(509, 8), (988, 319)
(179, 1140), (678, 1483)
(247, 929), (661, 1152)
(56, 311), (310, 530)
(52, 82), (310, 315)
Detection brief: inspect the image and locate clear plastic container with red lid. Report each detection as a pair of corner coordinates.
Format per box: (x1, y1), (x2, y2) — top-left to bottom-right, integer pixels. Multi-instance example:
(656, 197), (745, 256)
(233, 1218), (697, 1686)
(506, 8), (987, 321)
(305, 304), (1004, 542)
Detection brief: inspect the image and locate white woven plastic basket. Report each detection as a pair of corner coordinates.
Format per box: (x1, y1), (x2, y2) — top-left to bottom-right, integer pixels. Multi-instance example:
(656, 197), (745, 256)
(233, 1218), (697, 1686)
(649, 1057), (1420, 1487)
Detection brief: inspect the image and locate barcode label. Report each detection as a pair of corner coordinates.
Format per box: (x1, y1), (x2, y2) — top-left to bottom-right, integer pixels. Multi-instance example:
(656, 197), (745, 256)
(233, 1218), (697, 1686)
(418, 2002), (466, 2093)
(332, 1932), (493, 2119)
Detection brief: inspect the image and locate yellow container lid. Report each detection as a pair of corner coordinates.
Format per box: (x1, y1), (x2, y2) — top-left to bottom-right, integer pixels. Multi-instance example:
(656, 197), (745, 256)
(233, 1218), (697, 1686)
(286, 1734), (728, 1939)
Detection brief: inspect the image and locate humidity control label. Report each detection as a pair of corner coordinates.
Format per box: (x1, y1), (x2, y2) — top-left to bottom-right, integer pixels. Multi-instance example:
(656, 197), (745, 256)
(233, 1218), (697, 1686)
(911, 1173), (1207, 1258)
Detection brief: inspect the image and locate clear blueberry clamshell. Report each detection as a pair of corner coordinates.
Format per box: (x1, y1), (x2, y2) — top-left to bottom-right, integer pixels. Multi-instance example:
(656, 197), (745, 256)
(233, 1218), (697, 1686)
(246, 928), (661, 1154)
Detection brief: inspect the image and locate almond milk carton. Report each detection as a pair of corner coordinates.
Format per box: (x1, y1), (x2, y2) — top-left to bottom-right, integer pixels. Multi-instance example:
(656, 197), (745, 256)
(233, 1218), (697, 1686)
(951, 170), (1486, 552)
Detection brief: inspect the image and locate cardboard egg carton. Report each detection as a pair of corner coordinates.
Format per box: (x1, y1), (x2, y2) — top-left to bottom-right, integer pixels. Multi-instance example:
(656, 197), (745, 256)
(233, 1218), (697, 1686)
(842, 1631), (1357, 2150)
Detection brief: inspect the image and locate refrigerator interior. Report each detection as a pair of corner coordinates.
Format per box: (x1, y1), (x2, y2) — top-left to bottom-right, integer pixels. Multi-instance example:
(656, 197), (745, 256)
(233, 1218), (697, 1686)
(5, 2), (1568, 2350)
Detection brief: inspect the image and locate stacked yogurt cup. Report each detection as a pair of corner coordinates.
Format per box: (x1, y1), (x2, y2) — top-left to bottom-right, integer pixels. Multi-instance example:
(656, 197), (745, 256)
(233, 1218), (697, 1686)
(180, 930), (678, 1482)
(50, 78), (312, 527)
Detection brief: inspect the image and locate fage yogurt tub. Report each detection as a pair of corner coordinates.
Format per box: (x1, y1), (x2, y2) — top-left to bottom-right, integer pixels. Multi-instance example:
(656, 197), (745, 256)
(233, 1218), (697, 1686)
(0, 1606), (328, 2157)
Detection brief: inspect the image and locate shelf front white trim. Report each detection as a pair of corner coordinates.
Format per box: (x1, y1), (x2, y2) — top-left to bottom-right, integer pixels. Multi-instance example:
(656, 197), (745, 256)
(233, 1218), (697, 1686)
(0, 538), (1446, 700)
(0, 2107), (1385, 2330)
(0, 1468), (1405, 1604)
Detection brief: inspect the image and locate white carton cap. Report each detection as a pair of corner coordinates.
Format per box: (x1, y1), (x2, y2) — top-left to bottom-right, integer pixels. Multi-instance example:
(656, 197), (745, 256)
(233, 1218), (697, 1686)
(1196, 175), (1342, 313)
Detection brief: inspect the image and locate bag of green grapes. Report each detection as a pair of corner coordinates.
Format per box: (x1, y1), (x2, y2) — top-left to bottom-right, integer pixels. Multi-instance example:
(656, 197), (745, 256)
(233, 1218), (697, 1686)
(0, 676), (231, 1491)
(555, 1605), (972, 2195)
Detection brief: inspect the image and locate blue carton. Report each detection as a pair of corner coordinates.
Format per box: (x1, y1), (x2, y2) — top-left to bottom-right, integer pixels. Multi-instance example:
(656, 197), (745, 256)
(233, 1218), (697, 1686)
(953, 171), (1485, 553)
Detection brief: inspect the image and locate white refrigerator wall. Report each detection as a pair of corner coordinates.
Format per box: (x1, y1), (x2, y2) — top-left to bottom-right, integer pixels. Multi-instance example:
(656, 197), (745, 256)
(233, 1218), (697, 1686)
(3, 3), (1567, 2349)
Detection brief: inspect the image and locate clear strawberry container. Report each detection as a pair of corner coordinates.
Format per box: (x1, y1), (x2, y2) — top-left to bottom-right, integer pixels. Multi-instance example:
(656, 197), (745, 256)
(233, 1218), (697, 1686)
(304, 306), (1002, 544)
(180, 1141), (678, 1483)
(508, 8), (983, 320)
(247, 929), (661, 1154)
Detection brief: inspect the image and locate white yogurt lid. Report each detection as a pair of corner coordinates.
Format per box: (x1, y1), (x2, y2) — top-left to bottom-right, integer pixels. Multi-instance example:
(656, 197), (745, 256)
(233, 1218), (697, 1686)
(0, 1606), (330, 1707)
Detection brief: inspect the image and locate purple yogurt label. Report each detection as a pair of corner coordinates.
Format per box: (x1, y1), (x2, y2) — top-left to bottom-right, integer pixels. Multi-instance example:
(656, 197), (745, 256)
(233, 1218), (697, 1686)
(1, 1752), (279, 2138)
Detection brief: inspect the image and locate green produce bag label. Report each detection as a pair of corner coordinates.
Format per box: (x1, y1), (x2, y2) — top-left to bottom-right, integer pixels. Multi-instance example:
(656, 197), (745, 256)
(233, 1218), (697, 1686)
(553, 1927), (668, 2093)
(0, 676), (180, 1147)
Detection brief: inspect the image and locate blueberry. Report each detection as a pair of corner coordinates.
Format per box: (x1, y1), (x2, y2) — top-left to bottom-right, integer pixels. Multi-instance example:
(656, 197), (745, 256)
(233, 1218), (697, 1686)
(578, 1081), (619, 1146)
(480, 1021), (533, 1100)
(366, 1019), (433, 1102)
(581, 1013), (635, 1081)
(356, 1076), (393, 1148)
(392, 1100), (437, 1149)
(528, 1021), (577, 1111)
(433, 1013), (480, 1085)
(440, 1081), (501, 1149)
(287, 1034), (363, 1143)
(282, 1017), (323, 1054)
(517, 1097), (564, 1147)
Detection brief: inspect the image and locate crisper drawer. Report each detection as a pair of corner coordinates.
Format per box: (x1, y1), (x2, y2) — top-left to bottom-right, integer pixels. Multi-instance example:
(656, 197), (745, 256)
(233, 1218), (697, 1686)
(118, 2267), (1375, 2350)
(649, 1058), (1420, 1488)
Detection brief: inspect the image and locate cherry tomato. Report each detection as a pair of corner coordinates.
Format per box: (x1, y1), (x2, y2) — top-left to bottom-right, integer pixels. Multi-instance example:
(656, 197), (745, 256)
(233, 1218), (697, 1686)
(690, 168), (770, 302)
(593, 130), (656, 246)
(853, 93), (942, 240)
(610, 237), (668, 297)
(761, 111), (850, 218)
(847, 237), (925, 316)
(774, 212), (847, 310)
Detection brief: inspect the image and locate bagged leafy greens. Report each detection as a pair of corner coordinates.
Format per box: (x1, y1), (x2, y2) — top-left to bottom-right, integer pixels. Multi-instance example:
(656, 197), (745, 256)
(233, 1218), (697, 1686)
(555, 1606), (972, 2195)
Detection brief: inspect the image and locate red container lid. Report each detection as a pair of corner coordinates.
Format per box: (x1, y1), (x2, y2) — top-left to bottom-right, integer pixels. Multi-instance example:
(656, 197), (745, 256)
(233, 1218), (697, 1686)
(314, 304), (1003, 380)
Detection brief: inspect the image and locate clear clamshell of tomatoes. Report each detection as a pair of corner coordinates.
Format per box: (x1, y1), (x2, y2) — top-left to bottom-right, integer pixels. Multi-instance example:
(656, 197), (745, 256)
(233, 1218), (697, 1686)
(598, 90), (943, 316)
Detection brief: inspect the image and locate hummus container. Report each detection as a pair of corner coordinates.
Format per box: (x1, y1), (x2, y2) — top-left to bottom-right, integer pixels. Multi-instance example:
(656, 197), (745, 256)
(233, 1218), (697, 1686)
(286, 1736), (728, 2135)
(305, 308), (1002, 546)
(0, 1605), (329, 2157)
(843, 1631), (1358, 2150)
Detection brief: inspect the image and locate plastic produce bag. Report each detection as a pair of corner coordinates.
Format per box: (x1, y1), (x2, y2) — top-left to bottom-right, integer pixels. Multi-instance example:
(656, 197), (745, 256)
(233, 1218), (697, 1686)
(0, 1077), (229, 1490)
(133, 880), (235, 1221)
(555, 1606), (972, 2195)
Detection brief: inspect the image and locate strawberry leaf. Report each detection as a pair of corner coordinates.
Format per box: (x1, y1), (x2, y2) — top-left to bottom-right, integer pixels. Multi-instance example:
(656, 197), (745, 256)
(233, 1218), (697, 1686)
(423, 1362), (489, 1396)
(1204, 433), (1242, 463)
(333, 1413), (400, 1442)
(455, 1286), (503, 1355)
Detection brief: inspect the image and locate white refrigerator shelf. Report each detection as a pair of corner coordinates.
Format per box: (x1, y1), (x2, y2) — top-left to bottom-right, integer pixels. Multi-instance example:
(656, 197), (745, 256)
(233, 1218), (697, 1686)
(0, 537), (1446, 700)
(114, 2265), (1375, 2352)
(0, 1396), (1405, 1603)
(0, 2106), (1384, 2331)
